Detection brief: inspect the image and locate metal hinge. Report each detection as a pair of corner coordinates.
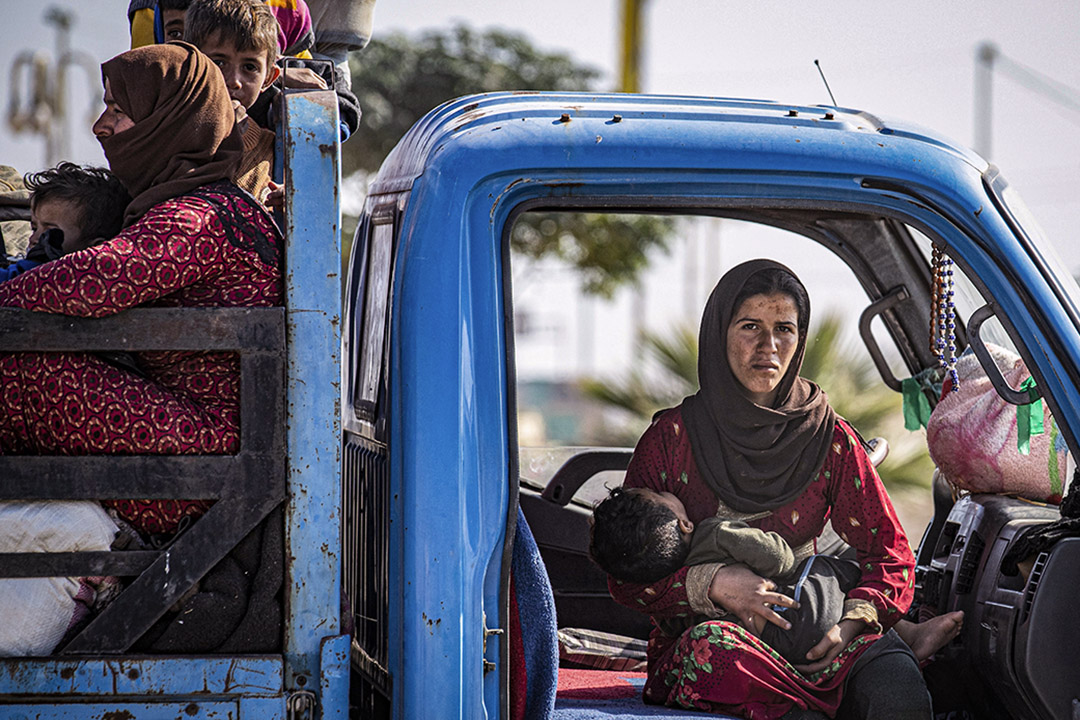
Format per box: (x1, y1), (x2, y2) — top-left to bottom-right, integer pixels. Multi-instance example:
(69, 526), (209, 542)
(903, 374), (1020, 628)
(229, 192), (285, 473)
(483, 611), (504, 675)
(287, 689), (317, 720)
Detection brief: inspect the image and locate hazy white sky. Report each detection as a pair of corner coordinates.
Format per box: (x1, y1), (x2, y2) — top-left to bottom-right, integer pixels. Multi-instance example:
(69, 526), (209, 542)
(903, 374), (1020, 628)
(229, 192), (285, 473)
(2, 7), (1076, 304)
(3, 0), (1078, 263)
(386, 1), (1080, 272)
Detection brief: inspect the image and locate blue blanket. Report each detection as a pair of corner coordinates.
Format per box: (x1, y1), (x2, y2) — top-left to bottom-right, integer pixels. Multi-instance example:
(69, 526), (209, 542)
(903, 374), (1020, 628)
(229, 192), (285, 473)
(512, 506), (559, 719)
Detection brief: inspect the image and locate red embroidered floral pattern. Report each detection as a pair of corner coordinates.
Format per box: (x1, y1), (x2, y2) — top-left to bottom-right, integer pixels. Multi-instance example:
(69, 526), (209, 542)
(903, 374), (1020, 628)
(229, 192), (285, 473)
(611, 406), (916, 719)
(0, 184), (282, 535)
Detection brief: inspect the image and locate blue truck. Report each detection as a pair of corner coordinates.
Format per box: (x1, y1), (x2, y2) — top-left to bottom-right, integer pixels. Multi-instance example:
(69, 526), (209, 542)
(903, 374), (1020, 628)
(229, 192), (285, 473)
(4, 88), (1080, 719)
(346, 92), (1080, 720)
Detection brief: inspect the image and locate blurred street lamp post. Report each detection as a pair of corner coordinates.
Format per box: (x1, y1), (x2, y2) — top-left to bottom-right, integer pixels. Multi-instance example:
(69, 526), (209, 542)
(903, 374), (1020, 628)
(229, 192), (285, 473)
(619, 0), (648, 94)
(974, 42), (996, 160)
(7, 6), (98, 166)
(620, 0), (649, 361)
(974, 41), (1080, 161)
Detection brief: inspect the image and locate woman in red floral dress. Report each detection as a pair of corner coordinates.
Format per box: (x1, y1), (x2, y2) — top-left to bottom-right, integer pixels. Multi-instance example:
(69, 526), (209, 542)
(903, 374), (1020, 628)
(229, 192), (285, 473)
(608, 260), (961, 719)
(0, 42), (281, 537)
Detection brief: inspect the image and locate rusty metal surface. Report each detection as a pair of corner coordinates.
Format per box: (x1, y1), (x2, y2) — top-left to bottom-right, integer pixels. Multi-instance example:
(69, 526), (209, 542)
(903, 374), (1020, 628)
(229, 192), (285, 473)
(0, 656), (282, 695)
(0, 551), (156, 577)
(278, 87), (344, 694)
(0, 307), (284, 352)
(0, 701), (240, 718)
(0, 456), (276, 498)
(318, 635), (350, 720)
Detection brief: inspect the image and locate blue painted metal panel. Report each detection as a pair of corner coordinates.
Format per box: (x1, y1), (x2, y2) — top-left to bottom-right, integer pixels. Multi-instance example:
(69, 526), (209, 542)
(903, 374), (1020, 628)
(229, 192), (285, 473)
(1, 702), (240, 719)
(376, 91), (1080, 426)
(389, 174), (511, 719)
(0, 657), (282, 696)
(319, 634), (350, 720)
(280, 86), (344, 696)
(238, 697), (287, 719)
(367, 91), (1080, 718)
(369, 92), (987, 195)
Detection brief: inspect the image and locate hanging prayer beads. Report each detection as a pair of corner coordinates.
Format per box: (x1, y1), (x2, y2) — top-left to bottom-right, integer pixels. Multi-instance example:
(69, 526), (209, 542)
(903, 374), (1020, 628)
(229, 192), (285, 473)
(930, 247), (959, 391)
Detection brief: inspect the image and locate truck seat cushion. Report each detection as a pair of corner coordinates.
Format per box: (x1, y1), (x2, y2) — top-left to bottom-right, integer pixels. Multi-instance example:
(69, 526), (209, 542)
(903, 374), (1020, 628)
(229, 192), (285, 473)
(558, 627), (647, 672)
(927, 345), (1069, 503)
(0, 500), (119, 656)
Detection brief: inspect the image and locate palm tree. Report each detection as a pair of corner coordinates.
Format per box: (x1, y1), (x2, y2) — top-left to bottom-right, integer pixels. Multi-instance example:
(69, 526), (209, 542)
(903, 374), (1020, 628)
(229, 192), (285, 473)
(580, 313), (934, 489)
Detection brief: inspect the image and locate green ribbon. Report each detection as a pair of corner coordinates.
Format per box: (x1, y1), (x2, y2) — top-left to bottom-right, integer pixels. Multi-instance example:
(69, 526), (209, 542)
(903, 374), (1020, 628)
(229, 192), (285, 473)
(1017, 377), (1044, 456)
(902, 377), (932, 431)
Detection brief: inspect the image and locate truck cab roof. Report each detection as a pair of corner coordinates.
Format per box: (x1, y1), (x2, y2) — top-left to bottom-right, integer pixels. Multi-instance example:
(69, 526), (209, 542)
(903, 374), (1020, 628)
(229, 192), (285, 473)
(371, 91), (987, 197)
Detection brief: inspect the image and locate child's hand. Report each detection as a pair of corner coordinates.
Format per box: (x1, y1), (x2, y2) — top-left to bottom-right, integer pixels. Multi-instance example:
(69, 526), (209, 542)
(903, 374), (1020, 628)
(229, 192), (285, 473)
(264, 181), (284, 209)
(793, 618), (866, 674)
(282, 68), (328, 90)
(233, 99), (248, 125)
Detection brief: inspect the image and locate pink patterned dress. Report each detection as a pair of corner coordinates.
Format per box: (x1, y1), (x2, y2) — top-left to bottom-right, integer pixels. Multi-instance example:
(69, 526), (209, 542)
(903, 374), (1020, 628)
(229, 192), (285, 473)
(0, 182), (282, 535)
(610, 407), (915, 719)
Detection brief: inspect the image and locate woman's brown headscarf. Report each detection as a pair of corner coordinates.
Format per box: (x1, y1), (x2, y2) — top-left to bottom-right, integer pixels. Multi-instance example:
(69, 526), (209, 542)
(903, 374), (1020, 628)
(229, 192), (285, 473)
(99, 42), (242, 226)
(681, 259), (837, 513)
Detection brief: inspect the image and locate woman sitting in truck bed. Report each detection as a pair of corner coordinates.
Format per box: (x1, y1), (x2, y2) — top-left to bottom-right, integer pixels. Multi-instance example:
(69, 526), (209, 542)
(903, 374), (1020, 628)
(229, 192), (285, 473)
(0, 42), (282, 538)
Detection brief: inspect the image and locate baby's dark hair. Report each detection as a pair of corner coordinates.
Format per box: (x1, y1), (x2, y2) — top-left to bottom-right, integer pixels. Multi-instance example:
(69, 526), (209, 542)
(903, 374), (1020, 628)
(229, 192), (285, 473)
(589, 486), (690, 584)
(24, 163), (130, 244)
(158, 0), (193, 10)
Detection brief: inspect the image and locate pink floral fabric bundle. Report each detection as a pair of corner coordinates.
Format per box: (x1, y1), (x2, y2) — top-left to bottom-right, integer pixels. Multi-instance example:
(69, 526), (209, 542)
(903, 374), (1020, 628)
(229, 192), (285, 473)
(927, 345), (1068, 503)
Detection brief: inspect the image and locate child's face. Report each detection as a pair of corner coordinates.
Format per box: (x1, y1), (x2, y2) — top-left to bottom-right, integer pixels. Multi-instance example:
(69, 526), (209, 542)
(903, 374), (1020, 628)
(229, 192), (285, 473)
(160, 9), (186, 41)
(30, 198), (88, 254)
(199, 32), (279, 110)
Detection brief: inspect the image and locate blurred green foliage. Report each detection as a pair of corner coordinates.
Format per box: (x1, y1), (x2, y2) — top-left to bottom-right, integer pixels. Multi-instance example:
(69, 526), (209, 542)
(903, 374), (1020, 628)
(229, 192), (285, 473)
(512, 213), (674, 298)
(345, 26), (672, 296)
(346, 24), (600, 178)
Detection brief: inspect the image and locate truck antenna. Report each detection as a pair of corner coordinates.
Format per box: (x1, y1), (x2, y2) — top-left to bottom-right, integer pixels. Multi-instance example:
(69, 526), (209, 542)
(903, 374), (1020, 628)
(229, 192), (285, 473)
(814, 59), (838, 107)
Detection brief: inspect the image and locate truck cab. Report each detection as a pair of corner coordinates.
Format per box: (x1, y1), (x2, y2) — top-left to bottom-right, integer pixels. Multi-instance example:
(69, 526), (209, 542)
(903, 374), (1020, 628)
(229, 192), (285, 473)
(346, 92), (1080, 719)
(2, 87), (1076, 719)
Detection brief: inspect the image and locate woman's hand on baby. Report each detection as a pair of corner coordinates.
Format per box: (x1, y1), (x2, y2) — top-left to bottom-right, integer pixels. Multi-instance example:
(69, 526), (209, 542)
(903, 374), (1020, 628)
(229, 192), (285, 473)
(708, 564), (798, 631)
(792, 618), (865, 674)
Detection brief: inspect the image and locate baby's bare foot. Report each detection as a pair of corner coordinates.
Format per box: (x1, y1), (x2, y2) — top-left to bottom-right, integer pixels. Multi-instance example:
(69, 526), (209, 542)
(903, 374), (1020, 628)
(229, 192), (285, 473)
(895, 611), (964, 661)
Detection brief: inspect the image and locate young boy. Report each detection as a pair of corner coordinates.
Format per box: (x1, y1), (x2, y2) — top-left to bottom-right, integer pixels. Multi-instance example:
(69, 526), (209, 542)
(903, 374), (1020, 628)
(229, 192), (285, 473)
(242, 0), (362, 143)
(185, 0), (282, 204)
(130, 0), (315, 56)
(131, 0), (360, 141)
(589, 486), (861, 666)
(2, 163), (129, 283)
